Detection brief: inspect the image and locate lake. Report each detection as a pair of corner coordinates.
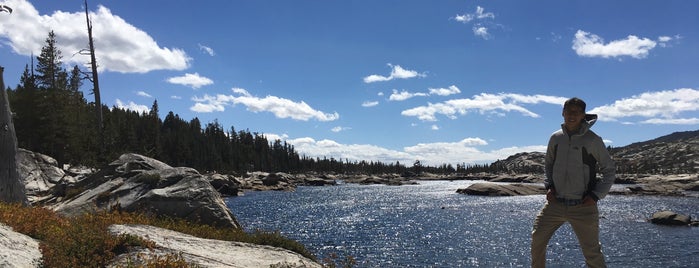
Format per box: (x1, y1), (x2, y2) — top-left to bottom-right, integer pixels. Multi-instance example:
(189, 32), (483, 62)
(226, 180), (698, 267)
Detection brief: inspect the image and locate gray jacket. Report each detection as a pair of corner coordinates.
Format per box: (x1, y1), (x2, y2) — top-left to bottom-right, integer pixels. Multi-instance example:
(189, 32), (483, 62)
(544, 114), (616, 200)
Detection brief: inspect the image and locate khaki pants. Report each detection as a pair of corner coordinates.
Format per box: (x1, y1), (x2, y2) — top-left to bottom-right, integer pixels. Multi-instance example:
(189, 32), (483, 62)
(531, 202), (606, 268)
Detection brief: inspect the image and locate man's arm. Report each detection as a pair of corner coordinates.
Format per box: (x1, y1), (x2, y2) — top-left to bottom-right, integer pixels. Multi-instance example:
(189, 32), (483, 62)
(589, 136), (616, 200)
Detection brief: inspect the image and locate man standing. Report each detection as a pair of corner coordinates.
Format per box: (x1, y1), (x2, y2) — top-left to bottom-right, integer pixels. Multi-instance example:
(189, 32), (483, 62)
(531, 97), (616, 268)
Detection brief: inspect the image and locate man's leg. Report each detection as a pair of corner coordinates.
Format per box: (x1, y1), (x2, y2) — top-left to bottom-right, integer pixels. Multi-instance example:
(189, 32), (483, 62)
(569, 204), (606, 268)
(531, 202), (565, 268)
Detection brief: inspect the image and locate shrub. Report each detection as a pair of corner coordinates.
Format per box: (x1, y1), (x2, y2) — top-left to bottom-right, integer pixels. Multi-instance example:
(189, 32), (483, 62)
(0, 202), (320, 267)
(135, 172), (162, 187)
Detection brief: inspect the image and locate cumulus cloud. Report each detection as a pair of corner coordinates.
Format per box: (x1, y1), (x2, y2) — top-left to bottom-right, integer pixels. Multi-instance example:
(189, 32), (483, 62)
(0, 0), (190, 73)
(363, 64), (426, 83)
(331, 126), (351, 133)
(454, 6), (497, 40)
(114, 99), (149, 113)
(429, 85), (461, 96)
(388, 85), (462, 102)
(389, 89), (429, 101)
(191, 87), (340, 121)
(454, 6), (495, 23)
(588, 88), (699, 125)
(402, 93), (567, 121)
(473, 26), (490, 39)
(166, 73), (214, 89)
(136, 91), (152, 98)
(362, 101), (379, 107)
(278, 135), (545, 166)
(572, 30), (674, 59)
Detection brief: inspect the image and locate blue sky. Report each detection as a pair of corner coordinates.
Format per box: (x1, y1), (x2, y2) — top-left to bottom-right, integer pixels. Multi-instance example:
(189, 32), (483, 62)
(1, 0), (697, 166)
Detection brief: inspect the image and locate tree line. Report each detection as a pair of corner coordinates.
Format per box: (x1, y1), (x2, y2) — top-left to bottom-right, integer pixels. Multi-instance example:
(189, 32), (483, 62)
(11, 31), (676, 176)
(6, 31), (505, 175)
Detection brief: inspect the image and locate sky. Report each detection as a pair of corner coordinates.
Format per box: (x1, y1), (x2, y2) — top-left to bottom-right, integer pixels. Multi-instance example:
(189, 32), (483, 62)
(1, 0), (698, 167)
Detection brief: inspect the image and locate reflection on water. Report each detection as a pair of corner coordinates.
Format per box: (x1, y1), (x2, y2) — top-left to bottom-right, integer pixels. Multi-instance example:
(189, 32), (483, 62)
(227, 180), (698, 267)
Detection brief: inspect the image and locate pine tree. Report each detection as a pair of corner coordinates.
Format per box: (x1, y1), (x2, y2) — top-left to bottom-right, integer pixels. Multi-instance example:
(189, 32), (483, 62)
(35, 31), (66, 90)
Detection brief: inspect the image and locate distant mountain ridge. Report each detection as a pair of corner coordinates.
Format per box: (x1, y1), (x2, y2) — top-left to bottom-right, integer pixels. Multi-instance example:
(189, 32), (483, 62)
(610, 130), (698, 174)
(493, 130), (699, 175)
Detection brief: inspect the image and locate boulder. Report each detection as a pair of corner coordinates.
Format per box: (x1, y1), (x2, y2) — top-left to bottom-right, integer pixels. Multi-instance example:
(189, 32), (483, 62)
(51, 153), (241, 229)
(303, 177), (336, 186)
(650, 211), (693, 226)
(240, 172), (296, 191)
(0, 224), (41, 267)
(16, 149), (77, 204)
(489, 174), (544, 183)
(457, 183), (546, 196)
(107, 224), (322, 268)
(208, 173), (242, 196)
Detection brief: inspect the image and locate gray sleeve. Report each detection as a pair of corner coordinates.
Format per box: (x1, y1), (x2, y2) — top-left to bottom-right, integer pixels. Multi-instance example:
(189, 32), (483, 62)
(590, 136), (616, 199)
(544, 135), (556, 190)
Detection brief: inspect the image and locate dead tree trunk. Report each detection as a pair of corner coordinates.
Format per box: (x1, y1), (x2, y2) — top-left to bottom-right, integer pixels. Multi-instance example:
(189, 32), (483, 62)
(0, 66), (29, 205)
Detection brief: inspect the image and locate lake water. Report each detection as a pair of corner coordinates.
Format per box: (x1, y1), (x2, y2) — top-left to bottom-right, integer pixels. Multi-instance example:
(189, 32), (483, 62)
(226, 180), (699, 267)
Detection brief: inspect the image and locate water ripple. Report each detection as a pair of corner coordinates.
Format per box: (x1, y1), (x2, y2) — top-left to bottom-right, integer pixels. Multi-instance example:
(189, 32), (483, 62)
(227, 181), (698, 267)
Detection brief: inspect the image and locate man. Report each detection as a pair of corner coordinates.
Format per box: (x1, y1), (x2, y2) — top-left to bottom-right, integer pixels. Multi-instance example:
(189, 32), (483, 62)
(531, 97), (616, 268)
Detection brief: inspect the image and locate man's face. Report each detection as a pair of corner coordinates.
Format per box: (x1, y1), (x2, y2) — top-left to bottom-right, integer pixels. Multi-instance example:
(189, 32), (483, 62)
(562, 106), (585, 131)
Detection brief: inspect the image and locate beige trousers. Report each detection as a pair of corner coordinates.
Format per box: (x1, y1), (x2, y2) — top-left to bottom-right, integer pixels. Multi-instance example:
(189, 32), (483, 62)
(531, 202), (606, 268)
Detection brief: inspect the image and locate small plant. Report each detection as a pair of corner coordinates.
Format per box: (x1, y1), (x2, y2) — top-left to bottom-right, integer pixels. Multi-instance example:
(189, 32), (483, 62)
(321, 253), (357, 268)
(135, 172), (162, 186)
(0, 202), (322, 267)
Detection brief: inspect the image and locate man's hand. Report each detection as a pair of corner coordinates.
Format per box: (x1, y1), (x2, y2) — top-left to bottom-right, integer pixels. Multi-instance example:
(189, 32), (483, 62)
(582, 195), (597, 206)
(546, 189), (556, 203)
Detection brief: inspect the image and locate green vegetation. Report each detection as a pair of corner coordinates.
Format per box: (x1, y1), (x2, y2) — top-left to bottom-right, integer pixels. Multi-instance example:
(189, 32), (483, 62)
(5, 30), (482, 176)
(0, 202), (316, 267)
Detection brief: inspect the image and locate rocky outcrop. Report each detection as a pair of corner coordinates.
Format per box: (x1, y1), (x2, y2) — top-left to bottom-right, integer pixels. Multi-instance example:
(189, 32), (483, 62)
(456, 183), (546, 196)
(51, 153), (241, 229)
(490, 152), (545, 174)
(16, 149), (88, 205)
(611, 130), (698, 174)
(237, 172), (337, 191)
(614, 174), (699, 197)
(0, 224), (41, 267)
(649, 211), (696, 226)
(340, 174), (418, 186)
(107, 224), (322, 268)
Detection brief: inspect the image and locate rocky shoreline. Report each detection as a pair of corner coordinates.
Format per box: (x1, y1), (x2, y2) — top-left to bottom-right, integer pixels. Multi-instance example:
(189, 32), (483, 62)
(3, 150), (697, 267)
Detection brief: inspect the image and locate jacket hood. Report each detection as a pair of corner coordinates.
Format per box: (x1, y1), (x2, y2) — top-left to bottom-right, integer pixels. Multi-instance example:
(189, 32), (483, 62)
(585, 114), (598, 127)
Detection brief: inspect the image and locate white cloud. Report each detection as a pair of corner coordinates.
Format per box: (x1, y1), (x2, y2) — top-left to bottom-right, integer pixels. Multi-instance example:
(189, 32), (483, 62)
(114, 99), (149, 113)
(572, 30), (659, 59)
(389, 89), (429, 101)
(473, 26), (490, 39)
(191, 88), (340, 122)
(429, 85), (461, 96)
(170, 95), (182, 100)
(166, 73), (214, 89)
(640, 118), (699, 125)
(198, 44), (215, 56)
(362, 101), (379, 107)
(363, 64), (426, 83)
(454, 6), (494, 23)
(331, 126), (351, 133)
(402, 93), (566, 121)
(276, 135), (546, 166)
(137, 91), (152, 98)
(657, 36), (672, 42)
(454, 6), (497, 39)
(431, 125), (439, 130)
(588, 88), (699, 125)
(0, 0), (190, 73)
